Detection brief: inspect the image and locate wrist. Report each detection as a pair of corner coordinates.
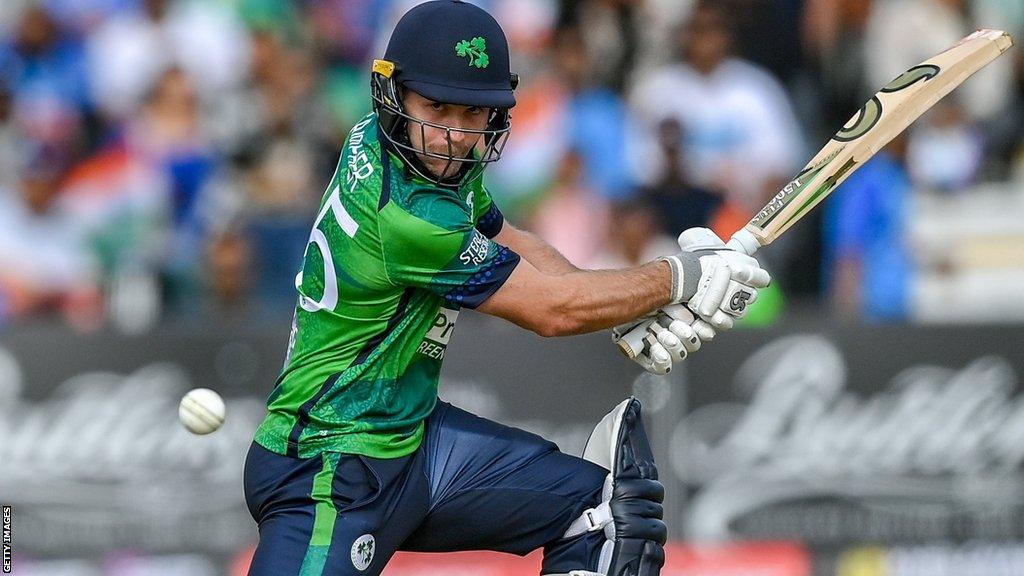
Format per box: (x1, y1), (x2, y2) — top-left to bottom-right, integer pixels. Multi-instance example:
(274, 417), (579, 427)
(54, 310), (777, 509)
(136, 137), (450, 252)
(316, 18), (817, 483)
(657, 252), (702, 305)
(658, 256), (684, 304)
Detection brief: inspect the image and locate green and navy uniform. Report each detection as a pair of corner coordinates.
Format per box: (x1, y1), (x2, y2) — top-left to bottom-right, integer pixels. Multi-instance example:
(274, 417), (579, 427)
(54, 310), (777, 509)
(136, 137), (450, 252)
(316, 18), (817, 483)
(244, 114), (607, 575)
(253, 112), (518, 460)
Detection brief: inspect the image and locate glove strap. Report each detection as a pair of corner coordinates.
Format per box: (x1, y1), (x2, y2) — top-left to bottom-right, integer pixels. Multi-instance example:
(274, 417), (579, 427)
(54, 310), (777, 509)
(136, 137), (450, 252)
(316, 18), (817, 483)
(657, 254), (702, 304)
(658, 255), (685, 304)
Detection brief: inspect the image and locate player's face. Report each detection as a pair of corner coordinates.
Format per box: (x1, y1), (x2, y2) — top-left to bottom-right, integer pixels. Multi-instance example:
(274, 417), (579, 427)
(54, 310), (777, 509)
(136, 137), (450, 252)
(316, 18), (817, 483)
(403, 90), (490, 180)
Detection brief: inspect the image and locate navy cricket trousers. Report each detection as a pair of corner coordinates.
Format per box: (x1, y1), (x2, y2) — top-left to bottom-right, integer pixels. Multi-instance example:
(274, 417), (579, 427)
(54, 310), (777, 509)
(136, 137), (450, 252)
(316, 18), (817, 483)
(243, 401), (608, 575)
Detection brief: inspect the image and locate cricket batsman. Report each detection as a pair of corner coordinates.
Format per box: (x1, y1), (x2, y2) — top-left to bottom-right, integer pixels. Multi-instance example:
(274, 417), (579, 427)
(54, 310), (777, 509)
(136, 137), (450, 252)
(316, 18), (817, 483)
(243, 2), (770, 575)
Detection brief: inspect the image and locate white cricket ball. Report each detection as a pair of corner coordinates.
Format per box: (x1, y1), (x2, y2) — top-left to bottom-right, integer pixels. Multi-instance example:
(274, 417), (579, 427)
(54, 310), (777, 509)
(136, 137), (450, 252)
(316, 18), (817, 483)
(179, 388), (226, 435)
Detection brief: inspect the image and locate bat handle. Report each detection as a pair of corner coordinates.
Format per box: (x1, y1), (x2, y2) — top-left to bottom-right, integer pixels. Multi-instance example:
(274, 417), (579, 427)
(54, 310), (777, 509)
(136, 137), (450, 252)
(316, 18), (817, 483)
(726, 228), (761, 256)
(616, 323), (655, 359)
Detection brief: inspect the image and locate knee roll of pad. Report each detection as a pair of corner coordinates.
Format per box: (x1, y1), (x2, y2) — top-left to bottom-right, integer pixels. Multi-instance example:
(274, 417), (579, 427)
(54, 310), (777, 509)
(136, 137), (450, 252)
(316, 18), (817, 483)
(559, 397), (667, 576)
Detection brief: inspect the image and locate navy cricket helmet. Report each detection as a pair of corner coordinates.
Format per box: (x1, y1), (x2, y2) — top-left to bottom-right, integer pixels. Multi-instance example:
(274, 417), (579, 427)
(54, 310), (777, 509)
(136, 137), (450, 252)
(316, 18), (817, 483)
(371, 0), (518, 185)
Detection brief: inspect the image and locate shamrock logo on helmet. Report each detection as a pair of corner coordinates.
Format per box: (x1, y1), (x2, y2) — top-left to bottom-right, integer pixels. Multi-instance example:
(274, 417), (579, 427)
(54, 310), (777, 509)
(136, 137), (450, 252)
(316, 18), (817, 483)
(455, 37), (489, 68)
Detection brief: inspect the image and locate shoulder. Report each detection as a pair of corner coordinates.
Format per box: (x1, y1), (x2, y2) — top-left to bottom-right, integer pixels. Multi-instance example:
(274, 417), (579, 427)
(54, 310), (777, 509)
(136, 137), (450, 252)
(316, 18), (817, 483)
(330, 113), (389, 203)
(385, 185), (472, 234)
(378, 186), (480, 274)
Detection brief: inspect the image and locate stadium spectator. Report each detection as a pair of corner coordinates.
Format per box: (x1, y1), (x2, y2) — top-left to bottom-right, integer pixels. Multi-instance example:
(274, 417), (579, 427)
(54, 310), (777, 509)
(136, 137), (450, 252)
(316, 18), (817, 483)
(214, 31), (335, 190)
(487, 7), (632, 211)
(591, 199), (678, 270)
(130, 68), (216, 226)
(906, 99), (984, 191)
(726, 0), (804, 85)
(0, 87), (22, 193)
(231, 44), (333, 307)
(802, 0), (874, 140)
(638, 117), (748, 239)
(205, 225), (253, 314)
(629, 1), (804, 212)
(57, 125), (171, 304)
(864, 0), (1016, 123)
(554, 25), (633, 200)
(42, 0), (137, 36)
(482, 69), (568, 217)
(458, 2), (551, 210)
(558, 0), (640, 94)
(302, 0), (381, 66)
(120, 67), (219, 304)
(0, 146), (101, 326)
(627, 116), (789, 326)
(823, 135), (914, 321)
(0, 1), (33, 38)
(208, 29), (287, 160)
(86, 0), (250, 121)
(528, 149), (609, 267)
(0, 5), (91, 152)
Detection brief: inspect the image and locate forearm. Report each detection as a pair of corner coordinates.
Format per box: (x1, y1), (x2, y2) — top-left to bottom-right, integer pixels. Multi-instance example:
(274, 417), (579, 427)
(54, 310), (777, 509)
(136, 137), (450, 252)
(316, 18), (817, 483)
(538, 262), (673, 335)
(478, 247), (675, 337)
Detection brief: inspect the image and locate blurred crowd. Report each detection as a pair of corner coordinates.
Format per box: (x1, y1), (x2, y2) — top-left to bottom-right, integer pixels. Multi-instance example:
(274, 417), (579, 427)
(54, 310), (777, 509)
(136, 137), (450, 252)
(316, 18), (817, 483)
(0, 0), (1021, 330)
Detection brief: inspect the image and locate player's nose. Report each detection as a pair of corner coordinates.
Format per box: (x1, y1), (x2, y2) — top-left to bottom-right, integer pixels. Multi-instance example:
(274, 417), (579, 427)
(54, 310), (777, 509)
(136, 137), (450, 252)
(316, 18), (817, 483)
(446, 126), (467, 145)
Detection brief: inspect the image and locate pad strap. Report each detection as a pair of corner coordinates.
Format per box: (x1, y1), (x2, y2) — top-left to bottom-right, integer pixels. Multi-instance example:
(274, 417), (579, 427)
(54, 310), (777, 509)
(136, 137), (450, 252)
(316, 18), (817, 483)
(562, 501), (613, 539)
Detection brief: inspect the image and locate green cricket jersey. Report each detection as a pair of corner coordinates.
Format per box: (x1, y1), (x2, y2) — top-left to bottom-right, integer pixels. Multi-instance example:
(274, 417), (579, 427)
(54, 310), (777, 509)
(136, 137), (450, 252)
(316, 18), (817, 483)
(254, 113), (520, 459)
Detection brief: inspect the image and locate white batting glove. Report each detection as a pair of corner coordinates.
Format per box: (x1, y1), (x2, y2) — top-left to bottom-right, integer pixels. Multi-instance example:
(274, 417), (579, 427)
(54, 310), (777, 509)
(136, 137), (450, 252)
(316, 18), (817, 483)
(613, 304), (711, 375)
(613, 227), (767, 375)
(661, 227), (770, 332)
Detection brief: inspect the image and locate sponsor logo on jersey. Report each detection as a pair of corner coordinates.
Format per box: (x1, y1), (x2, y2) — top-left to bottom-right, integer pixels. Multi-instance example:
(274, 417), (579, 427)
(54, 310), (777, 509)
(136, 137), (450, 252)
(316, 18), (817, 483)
(418, 307), (459, 360)
(459, 231), (490, 266)
(424, 307), (459, 345)
(345, 117), (376, 191)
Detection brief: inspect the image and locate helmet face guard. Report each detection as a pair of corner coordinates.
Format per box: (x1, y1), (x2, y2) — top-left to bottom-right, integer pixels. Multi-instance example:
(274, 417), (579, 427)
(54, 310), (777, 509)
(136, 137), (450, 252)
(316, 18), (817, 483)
(371, 61), (513, 186)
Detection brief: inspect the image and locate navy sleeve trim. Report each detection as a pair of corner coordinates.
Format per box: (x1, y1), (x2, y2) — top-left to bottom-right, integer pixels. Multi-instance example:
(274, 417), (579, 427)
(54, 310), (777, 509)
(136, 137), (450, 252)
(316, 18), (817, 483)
(475, 202), (505, 238)
(444, 246), (521, 309)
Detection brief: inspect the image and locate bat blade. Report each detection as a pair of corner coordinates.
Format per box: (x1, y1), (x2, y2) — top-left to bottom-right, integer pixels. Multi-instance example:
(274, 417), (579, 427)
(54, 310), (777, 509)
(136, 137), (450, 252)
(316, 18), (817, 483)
(727, 29), (1014, 256)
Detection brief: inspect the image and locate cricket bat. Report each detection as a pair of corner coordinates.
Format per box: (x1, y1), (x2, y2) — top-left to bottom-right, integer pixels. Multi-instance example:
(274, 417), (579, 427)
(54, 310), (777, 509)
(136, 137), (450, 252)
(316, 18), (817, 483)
(618, 29), (1013, 363)
(727, 28), (1014, 256)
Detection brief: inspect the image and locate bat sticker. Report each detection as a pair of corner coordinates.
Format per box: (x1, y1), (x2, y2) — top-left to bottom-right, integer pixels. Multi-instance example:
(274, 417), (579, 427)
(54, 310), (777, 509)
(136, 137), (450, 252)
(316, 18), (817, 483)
(880, 64), (940, 93)
(833, 97), (882, 142)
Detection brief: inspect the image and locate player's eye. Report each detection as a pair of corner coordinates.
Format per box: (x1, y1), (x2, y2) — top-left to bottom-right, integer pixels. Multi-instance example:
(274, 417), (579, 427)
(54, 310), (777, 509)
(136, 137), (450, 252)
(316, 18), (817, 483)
(467, 106), (483, 115)
(429, 102), (444, 112)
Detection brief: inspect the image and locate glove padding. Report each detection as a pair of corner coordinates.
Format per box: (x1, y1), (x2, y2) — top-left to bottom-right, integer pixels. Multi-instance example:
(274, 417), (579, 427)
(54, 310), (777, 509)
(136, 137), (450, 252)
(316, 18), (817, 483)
(613, 228), (768, 375)
(613, 304), (712, 375)
(672, 227), (770, 331)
